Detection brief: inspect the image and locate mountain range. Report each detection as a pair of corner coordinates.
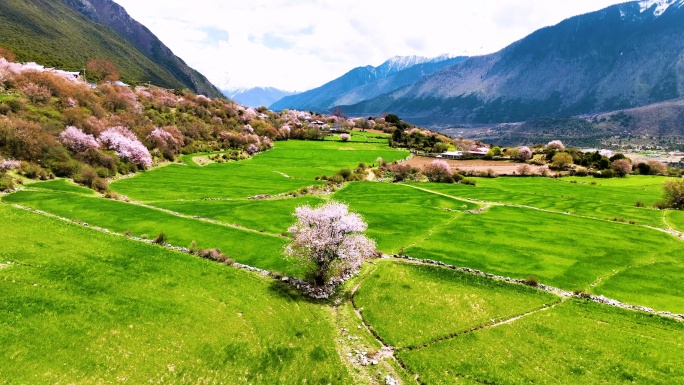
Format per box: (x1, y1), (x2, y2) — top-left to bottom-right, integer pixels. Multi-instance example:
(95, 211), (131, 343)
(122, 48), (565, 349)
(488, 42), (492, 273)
(0, 0), (222, 97)
(224, 87), (298, 108)
(336, 0), (684, 127)
(269, 55), (466, 112)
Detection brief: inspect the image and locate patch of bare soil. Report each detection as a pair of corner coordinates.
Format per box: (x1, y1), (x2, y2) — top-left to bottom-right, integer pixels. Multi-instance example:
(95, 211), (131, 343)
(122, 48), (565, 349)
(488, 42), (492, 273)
(404, 157), (546, 176)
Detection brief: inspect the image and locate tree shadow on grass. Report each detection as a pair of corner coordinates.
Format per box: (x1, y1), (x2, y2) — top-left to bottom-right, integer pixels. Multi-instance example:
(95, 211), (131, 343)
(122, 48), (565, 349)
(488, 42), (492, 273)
(267, 279), (334, 306)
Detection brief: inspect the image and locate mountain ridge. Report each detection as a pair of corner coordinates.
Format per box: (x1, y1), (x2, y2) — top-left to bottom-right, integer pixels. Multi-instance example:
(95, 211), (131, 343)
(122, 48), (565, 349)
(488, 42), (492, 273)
(337, 0), (684, 126)
(62, 0), (223, 97)
(270, 55), (466, 112)
(224, 87), (298, 108)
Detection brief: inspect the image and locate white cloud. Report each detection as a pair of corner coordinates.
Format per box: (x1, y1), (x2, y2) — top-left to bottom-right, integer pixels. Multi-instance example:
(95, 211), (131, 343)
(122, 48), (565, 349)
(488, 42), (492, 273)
(115, 0), (628, 91)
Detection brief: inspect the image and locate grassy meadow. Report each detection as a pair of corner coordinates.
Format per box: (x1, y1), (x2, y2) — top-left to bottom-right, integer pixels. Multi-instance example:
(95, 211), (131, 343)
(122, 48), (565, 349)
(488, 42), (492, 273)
(398, 300), (684, 384)
(3, 137), (684, 384)
(351, 261), (684, 384)
(112, 140), (409, 202)
(0, 205), (348, 384)
(353, 262), (558, 348)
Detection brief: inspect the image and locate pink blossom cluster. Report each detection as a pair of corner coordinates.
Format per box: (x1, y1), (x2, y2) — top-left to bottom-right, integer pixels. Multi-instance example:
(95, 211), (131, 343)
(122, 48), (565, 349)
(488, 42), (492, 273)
(59, 126), (100, 153)
(422, 160), (453, 182)
(196, 95), (211, 104)
(518, 146), (533, 160)
(0, 159), (21, 171)
(286, 202), (376, 286)
(241, 107), (257, 122)
(339, 133), (351, 142)
(261, 136), (274, 149)
(220, 131), (270, 154)
(147, 127), (181, 150)
(547, 140), (565, 151)
(98, 126), (152, 167)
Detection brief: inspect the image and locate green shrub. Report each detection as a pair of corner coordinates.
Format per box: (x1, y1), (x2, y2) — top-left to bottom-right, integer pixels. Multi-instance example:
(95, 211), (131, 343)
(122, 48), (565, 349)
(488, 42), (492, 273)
(0, 175), (14, 191)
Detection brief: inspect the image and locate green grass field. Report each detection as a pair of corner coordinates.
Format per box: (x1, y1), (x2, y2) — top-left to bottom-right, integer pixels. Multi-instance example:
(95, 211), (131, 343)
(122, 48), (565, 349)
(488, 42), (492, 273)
(407, 176), (667, 228)
(2, 190), (299, 276)
(112, 140), (409, 202)
(353, 261), (558, 348)
(404, 205), (684, 313)
(3, 138), (684, 384)
(398, 300), (684, 384)
(0, 205), (349, 384)
(332, 182), (479, 253)
(667, 209), (684, 232)
(155, 196), (325, 235)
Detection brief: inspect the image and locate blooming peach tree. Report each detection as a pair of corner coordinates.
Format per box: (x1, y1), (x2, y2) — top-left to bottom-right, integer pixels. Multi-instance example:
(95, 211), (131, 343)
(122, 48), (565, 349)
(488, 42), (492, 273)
(422, 160), (454, 183)
(59, 126), (99, 153)
(547, 140), (565, 151)
(98, 126), (152, 167)
(285, 202), (376, 289)
(518, 146), (532, 161)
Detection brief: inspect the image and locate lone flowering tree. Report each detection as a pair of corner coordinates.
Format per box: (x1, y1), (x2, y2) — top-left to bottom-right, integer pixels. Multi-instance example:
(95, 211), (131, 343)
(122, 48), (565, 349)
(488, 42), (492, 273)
(285, 202), (376, 291)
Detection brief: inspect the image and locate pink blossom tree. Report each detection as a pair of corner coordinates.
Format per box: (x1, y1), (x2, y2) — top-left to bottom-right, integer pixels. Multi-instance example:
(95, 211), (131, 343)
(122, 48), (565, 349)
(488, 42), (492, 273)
(0, 159), (21, 172)
(339, 133), (351, 142)
(147, 126), (182, 157)
(547, 140), (565, 151)
(59, 126), (100, 153)
(422, 160), (454, 183)
(518, 146), (532, 161)
(286, 202), (376, 288)
(611, 159), (632, 177)
(98, 126), (152, 167)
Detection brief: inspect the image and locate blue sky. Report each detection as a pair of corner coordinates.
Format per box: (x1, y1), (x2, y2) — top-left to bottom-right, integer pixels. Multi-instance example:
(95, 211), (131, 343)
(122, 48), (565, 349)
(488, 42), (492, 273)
(115, 0), (631, 92)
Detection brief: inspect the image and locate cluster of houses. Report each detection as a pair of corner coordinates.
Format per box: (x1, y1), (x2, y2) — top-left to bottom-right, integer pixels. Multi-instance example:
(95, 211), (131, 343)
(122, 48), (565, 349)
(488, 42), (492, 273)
(16, 62), (81, 82)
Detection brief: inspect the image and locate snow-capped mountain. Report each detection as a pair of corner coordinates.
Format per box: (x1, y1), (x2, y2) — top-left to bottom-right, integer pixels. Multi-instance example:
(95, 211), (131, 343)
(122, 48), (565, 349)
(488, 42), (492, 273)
(269, 54), (465, 112)
(223, 87), (298, 108)
(340, 0), (684, 127)
(375, 55), (454, 76)
(639, 0), (684, 17)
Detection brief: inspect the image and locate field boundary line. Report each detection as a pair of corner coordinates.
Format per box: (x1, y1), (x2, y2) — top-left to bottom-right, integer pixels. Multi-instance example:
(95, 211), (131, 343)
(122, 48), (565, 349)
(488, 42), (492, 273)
(397, 301), (563, 352)
(402, 183), (684, 240)
(128, 200), (287, 239)
(391, 256), (684, 321)
(348, 263), (421, 385)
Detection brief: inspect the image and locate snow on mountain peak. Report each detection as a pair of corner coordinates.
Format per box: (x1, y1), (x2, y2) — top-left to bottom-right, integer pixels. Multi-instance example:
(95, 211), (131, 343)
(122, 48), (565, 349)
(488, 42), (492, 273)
(639, 0), (683, 17)
(381, 54), (455, 73)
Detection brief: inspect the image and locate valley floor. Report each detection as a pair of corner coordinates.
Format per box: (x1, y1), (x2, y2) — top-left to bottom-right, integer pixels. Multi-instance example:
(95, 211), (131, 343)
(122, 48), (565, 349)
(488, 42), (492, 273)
(2, 140), (683, 384)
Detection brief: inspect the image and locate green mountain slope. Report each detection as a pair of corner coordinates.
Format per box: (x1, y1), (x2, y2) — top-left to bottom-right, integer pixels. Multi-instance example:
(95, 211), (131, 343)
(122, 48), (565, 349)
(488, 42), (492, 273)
(0, 0), (220, 96)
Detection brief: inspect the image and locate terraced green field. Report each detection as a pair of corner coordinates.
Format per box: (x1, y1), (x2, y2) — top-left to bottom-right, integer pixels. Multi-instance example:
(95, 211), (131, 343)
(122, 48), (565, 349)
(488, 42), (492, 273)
(3, 190), (296, 275)
(3, 138), (683, 384)
(353, 262), (558, 348)
(404, 205), (684, 312)
(408, 176), (667, 228)
(0, 205), (348, 384)
(332, 183), (478, 253)
(398, 300), (684, 384)
(112, 140), (409, 202)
